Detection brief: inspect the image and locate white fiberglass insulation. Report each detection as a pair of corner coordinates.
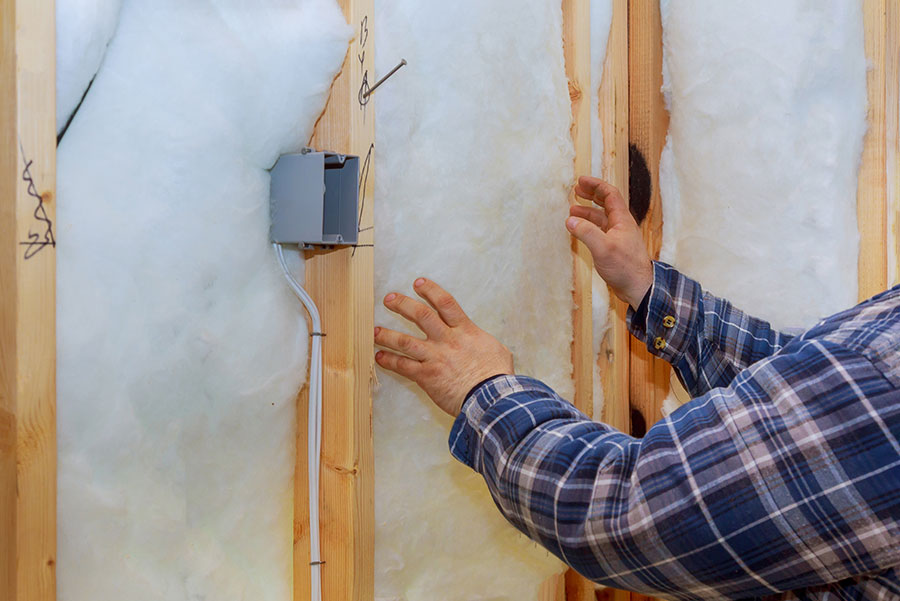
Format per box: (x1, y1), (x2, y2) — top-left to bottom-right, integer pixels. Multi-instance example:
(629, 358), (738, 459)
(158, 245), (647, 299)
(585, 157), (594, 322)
(659, 0), (866, 332)
(56, 1), (350, 599)
(373, 1), (607, 598)
(56, 0), (123, 133)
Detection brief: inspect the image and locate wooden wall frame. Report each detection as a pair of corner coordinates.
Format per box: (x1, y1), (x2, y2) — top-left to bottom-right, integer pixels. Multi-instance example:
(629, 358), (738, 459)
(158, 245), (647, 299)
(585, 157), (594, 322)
(1, 1), (57, 600)
(625, 0), (900, 446)
(860, 0), (900, 300)
(300, 0), (376, 599)
(3, 1), (898, 600)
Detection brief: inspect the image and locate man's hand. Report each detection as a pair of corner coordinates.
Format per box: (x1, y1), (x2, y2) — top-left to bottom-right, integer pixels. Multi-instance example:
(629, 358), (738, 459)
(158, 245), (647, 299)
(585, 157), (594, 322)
(568, 176), (653, 309)
(374, 278), (513, 417)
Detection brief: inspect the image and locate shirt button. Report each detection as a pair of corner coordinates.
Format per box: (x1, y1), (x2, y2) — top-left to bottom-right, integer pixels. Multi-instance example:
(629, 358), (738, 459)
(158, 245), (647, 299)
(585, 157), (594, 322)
(654, 337), (667, 350)
(663, 315), (676, 328)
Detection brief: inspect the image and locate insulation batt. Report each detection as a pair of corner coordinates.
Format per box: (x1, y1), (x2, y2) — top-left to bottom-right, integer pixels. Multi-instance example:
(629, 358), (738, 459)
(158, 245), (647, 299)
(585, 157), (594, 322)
(658, 0), (867, 332)
(56, 1), (350, 599)
(56, 0), (123, 134)
(373, 1), (610, 598)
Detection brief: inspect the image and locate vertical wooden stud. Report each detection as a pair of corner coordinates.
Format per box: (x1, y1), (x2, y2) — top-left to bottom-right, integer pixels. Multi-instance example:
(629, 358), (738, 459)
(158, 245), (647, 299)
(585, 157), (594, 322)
(627, 0), (670, 435)
(296, 1), (375, 599)
(884, 0), (899, 287)
(562, 0), (597, 598)
(859, 0), (890, 301)
(0, 1), (57, 600)
(563, 0), (595, 418)
(598, 0), (630, 436)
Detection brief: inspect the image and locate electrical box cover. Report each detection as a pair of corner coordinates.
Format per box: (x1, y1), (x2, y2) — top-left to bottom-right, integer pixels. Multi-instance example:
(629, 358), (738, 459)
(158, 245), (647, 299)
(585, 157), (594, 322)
(270, 150), (360, 247)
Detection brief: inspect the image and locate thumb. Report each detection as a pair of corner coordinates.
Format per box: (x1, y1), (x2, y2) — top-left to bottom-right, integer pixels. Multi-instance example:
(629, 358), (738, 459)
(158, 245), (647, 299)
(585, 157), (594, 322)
(566, 216), (608, 256)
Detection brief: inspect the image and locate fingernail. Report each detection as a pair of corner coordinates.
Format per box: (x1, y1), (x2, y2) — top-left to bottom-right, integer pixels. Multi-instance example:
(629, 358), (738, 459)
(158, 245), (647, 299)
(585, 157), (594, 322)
(414, 278), (425, 288)
(384, 293), (396, 303)
(375, 351), (384, 360)
(566, 217), (579, 230)
(374, 327), (381, 336)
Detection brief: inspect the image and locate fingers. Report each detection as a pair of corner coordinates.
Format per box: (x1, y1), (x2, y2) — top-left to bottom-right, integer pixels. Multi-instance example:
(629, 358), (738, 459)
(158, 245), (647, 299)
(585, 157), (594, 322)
(566, 216), (609, 256)
(383, 292), (447, 339)
(375, 350), (421, 379)
(412, 278), (469, 327)
(374, 326), (428, 360)
(569, 204), (608, 230)
(574, 175), (606, 201)
(575, 176), (629, 219)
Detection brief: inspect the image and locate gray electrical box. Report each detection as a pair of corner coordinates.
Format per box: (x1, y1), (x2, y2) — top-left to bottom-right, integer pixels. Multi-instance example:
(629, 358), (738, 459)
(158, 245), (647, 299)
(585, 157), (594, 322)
(270, 150), (360, 247)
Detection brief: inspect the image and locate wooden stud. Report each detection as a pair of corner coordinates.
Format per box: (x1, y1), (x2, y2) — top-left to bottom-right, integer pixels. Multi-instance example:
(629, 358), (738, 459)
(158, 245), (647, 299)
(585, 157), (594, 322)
(561, 0), (598, 597)
(596, 588), (632, 601)
(859, 0), (890, 301)
(594, 3), (633, 598)
(0, 0), (57, 600)
(296, 1), (375, 599)
(563, 0), (595, 418)
(539, 572), (566, 601)
(885, 0), (899, 287)
(598, 0), (630, 436)
(627, 0), (670, 434)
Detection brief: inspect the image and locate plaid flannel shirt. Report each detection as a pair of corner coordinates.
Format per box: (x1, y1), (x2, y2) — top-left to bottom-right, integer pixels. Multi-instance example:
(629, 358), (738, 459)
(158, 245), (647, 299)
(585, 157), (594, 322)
(449, 261), (900, 601)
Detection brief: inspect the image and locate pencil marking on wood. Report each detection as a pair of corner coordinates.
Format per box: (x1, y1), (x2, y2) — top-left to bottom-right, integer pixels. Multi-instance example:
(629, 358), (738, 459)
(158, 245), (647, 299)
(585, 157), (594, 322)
(353, 143), (374, 257)
(357, 15), (371, 109)
(18, 141), (56, 260)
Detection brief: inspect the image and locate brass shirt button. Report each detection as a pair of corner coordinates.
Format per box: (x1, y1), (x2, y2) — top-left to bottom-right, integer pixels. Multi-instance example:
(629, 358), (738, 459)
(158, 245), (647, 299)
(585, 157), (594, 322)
(663, 315), (676, 328)
(654, 337), (667, 350)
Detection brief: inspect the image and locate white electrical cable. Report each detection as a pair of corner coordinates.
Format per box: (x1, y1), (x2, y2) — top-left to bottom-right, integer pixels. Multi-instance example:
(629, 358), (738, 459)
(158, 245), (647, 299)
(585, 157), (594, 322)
(274, 242), (323, 601)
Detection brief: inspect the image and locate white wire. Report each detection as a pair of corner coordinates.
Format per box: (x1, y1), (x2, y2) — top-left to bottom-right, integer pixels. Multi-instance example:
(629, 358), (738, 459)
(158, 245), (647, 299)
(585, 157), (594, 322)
(274, 242), (323, 601)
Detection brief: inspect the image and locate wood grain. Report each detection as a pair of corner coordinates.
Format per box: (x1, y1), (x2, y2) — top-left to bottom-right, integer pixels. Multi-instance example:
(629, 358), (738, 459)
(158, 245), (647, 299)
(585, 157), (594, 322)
(562, 0), (598, 597)
(625, 2), (668, 600)
(297, 1), (375, 599)
(598, 0), (630, 436)
(539, 572), (567, 601)
(594, 3), (633, 599)
(627, 0), (670, 435)
(564, 0), (595, 418)
(885, 0), (899, 287)
(858, 0), (889, 301)
(0, 1), (57, 600)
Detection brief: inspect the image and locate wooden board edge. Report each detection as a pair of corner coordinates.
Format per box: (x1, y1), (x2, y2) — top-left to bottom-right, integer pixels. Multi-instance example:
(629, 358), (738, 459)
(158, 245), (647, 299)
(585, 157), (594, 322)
(562, 0), (601, 599)
(1, 1), (57, 600)
(626, 0), (670, 438)
(886, 0), (899, 287)
(598, 0), (630, 437)
(297, 1), (375, 599)
(858, 0), (889, 300)
(564, 0), (594, 419)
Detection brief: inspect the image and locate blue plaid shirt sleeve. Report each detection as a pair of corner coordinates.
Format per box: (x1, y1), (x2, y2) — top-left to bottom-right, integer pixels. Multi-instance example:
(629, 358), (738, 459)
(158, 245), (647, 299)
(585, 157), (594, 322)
(627, 261), (795, 397)
(448, 265), (900, 601)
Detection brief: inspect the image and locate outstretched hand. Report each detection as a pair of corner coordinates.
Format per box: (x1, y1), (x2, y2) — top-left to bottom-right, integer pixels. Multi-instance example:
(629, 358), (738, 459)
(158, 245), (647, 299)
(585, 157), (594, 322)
(567, 176), (653, 309)
(375, 278), (513, 417)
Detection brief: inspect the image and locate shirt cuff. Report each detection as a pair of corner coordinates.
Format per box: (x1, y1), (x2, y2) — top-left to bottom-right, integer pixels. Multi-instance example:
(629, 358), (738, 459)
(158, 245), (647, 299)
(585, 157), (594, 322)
(448, 374), (555, 471)
(626, 261), (702, 365)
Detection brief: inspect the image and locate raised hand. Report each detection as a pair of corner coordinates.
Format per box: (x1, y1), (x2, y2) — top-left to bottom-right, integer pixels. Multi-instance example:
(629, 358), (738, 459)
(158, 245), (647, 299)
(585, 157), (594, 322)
(567, 176), (653, 309)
